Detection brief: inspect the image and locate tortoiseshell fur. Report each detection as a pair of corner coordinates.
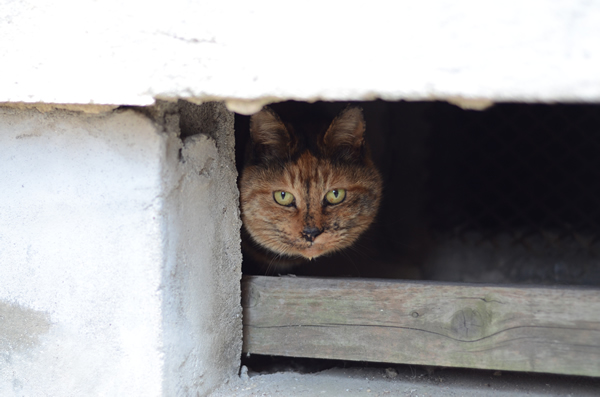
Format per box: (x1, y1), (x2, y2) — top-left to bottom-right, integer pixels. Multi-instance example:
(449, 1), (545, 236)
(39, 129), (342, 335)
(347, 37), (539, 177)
(240, 106), (383, 271)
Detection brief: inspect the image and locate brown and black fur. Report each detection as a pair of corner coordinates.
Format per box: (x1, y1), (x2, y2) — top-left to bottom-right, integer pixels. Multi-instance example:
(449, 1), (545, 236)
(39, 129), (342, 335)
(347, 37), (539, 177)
(239, 105), (383, 273)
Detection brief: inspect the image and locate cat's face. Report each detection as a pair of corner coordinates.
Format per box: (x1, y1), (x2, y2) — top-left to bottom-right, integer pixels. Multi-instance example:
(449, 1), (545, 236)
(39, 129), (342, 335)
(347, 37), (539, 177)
(240, 106), (382, 260)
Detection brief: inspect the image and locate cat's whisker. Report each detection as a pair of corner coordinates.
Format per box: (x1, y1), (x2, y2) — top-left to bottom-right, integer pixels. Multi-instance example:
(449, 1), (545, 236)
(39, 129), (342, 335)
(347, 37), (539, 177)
(339, 249), (362, 277)
(240, 104), (383, 276)
(350, 241), (377, 255)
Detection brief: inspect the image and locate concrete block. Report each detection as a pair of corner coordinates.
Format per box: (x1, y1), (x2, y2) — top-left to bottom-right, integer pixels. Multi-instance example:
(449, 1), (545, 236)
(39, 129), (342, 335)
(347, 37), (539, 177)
(0, 102), (242, 396)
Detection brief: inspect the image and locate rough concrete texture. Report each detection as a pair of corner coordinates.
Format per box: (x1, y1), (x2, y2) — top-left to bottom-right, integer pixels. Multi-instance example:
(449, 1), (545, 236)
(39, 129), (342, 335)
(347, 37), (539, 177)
(2, 1), (600, 110)
(211, 365), (600, 397)
(160, 101), (243, 396)
(0, 103), (242, 396)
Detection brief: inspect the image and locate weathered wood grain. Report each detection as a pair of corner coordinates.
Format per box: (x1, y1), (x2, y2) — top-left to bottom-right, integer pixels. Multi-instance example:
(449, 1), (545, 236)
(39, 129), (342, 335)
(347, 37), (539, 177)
(242, 276), (600, 376)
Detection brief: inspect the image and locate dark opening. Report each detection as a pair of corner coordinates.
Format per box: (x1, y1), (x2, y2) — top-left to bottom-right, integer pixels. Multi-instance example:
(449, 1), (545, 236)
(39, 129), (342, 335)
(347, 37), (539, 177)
(236, 100), (600, 286)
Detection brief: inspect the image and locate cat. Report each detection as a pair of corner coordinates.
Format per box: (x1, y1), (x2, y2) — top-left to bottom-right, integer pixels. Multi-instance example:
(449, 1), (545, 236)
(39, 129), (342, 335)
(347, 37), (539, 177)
(239, 105), (383, 273)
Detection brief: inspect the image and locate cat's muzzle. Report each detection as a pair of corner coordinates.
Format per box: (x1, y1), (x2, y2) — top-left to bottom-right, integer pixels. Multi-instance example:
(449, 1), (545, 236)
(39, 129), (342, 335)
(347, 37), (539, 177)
(301, 226), (323, 242)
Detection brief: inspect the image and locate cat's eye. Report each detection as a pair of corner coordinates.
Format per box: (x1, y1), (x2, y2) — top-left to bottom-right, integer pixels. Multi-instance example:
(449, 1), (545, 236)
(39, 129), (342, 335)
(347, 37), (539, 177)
(325, 189), (346, 205)
(273, 190), (295, 206)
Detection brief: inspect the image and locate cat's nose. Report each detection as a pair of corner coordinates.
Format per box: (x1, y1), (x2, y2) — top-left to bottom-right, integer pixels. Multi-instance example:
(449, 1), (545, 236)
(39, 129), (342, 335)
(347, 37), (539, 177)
(302, 226), (323, 242)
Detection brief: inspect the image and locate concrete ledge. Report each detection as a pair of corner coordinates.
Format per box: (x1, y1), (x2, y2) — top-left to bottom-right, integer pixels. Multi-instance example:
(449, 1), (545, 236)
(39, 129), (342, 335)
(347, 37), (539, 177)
(2, 1), (599, 107)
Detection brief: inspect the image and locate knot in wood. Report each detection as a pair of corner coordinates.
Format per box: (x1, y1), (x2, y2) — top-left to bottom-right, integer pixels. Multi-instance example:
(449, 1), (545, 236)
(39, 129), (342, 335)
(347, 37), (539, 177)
(450, 308), (484, 340)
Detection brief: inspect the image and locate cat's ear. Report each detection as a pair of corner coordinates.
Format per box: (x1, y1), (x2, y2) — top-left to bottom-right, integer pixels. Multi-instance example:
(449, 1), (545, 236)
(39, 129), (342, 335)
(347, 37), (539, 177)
(249, 107), (294, 162)
(322, 106), (366, 161)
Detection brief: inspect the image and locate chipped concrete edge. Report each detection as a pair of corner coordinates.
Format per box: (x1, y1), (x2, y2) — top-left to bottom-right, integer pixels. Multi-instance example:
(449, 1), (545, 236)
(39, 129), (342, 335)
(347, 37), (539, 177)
(0, 102), (120, 114)
(1, 96), (496, 115)
(8, 92), (600, 116)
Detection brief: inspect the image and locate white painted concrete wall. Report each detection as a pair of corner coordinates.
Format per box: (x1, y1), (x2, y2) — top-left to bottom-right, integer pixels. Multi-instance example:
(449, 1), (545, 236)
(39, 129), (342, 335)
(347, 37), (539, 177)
(0, 104), (242, 396)
(2, 1), (599, 112)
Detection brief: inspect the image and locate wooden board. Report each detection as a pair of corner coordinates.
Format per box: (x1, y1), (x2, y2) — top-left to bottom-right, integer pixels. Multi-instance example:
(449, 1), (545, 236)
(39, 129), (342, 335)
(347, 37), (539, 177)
(242, 276), (600, 376)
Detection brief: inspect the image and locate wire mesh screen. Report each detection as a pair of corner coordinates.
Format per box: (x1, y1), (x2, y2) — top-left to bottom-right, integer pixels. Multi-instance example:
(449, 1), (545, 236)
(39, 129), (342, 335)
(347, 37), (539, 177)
(426, 103), (600, 285)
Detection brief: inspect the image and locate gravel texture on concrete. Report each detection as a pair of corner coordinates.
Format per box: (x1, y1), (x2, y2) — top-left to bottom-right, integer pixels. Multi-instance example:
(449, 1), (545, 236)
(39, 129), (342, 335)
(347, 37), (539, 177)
(211, 363), (600, 397)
